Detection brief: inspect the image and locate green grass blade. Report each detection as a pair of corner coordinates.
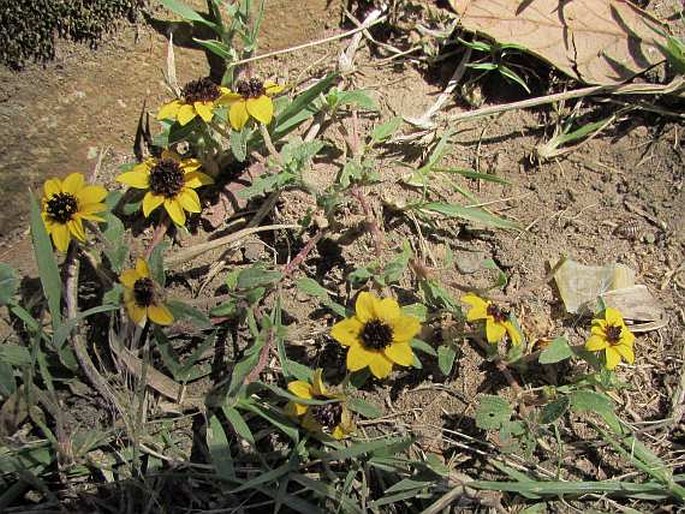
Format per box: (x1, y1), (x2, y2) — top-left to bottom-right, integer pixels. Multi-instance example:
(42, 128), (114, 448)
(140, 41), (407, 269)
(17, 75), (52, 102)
(420, 202), (519, 229)
(29, 194), (62, 329)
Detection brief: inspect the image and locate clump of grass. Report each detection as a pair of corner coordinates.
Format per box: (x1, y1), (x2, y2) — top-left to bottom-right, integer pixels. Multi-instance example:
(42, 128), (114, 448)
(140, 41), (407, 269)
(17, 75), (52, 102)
(0, 0), (145, 69)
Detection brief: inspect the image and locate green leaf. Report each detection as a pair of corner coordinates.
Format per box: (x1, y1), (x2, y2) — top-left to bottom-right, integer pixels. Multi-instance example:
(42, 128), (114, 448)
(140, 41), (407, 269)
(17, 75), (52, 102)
(158, 0), (219, 31)
(539, 396), (570, 425)
(281, 359), (314, 382)
(230, 127), (248, 162)
(538, 337), (573, 364)
(371, 117), (402, 143)
(420, 202), (519, 229)
(29, 194), (62, 329)
(207, 414), (235, 479)
(194, 38), (234, 61)
(273, 73), (338, 139)
(324, 436), (413, 461)
(0, 362), (15, 397)
(101, 212), (127, 273)
(237, 267), (282, 290)
(334, 90), (378, 111)
(0, 344), (32, 367)
(0, 264), (18, 306)
(166, 299), (212, 329)
(411, 338), (437, 357)
(239, 400), (299, 442)
(475, 395), (512, 430)
(223, 405), (255, 447)
(437, 344), (457, 376)
(295, 277), (346, 317)
(52, 304), (119, 350)
(347, 397), (382, 419)
(402, 303), (427, 322)
(148, 241), (169, 287)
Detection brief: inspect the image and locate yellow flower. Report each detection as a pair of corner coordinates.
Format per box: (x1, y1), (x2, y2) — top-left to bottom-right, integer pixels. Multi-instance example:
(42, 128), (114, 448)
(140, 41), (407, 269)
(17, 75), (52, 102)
(221, 78), (283, 130)
(585, 308), (635, 370)
(157, 77), (231, 126)
(286, 369), (355, 440)
(120, 258), (173, 326)
(40, 172), (107, 252)
(330, 292), (421, 379)
(116, 150), (213, 226)
(461, 293), (522, 345)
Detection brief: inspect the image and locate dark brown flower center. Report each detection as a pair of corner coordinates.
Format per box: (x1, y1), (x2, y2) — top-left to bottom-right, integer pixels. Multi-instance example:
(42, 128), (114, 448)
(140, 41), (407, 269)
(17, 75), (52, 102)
(133, 277), (155, 307)
(235, 78), (265, 99)
(311, 397), (343, 429)
(46, 192), (79, 223)
(605, 324), (623, 345)
(360, 319), (393, 350)
(486, 303), (510, 323)
(182, 77), (220, 104)
(149, 158), (184, 198)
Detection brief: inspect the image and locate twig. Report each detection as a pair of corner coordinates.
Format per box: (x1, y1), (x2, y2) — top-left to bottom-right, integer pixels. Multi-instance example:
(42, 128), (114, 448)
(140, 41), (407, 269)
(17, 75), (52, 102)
(259, 123), (282, 165)
(166, 223), (298, 266)
(243, 324), (276, 385)
(283, 229), (325, 276)
(64, 242), (124, 418)
(144, 214), (172, 260)
(447, 77), (685, 124)
(350, 186), (384, 258)
(227, 14), (388, 69)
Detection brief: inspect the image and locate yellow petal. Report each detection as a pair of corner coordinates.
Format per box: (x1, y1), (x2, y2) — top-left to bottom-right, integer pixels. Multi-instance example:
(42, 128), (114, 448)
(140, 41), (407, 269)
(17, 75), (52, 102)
(621, 328), (635, 347)
(245, 95), (274, 125)
(157, 100), (182, 120)
(125, 299), (147, 326)
(142, 192), (164, 217)
(287, 380), (313, 400)
(605, 347), (621, 370)
(177, 189), (201, 213)
(67, 218), (86, 242)
(177, 104), (196, 126)
(375, 297), (401, 324)
(591, 322), (608, 336)
(117, 170), (150, 189)
(390, 315), (421, 344)
(383, 342), (413, 366)
(368, 353), (393, 379)
(62, 173), (85, 194)
(330, 317), (363, 347)
(148, 303), (174, 325)
(604, 308), (624, 326)
(194, 101), (214, 122)
(120, 269), (141, 289)
(44, 178), (62, 197)
(485, 321), (507, 343)
(51, 223), (70, 252)
(217, 91), (242, 104)
(312, 369), (327, 396)
(355, 292), (377, 323)
(165, 198), (186, 225)
(180, 158), (202, 173)
(229, 101), (249, 130)
(331, 425), (345, 440)
(77, 185), (108, 205)
(346, 343), (376, 372)
(615, 343), (635, 365)
(183, 171), (214, 189)
(504, 321), (523, 346)
(585, 334), (609, 351)
(135, 258), (150, 278)
(286, 401), (308, 417)
(264, 81), (284, 95)
(79, 202), (107, 219)
(461, 293), (489, 321)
